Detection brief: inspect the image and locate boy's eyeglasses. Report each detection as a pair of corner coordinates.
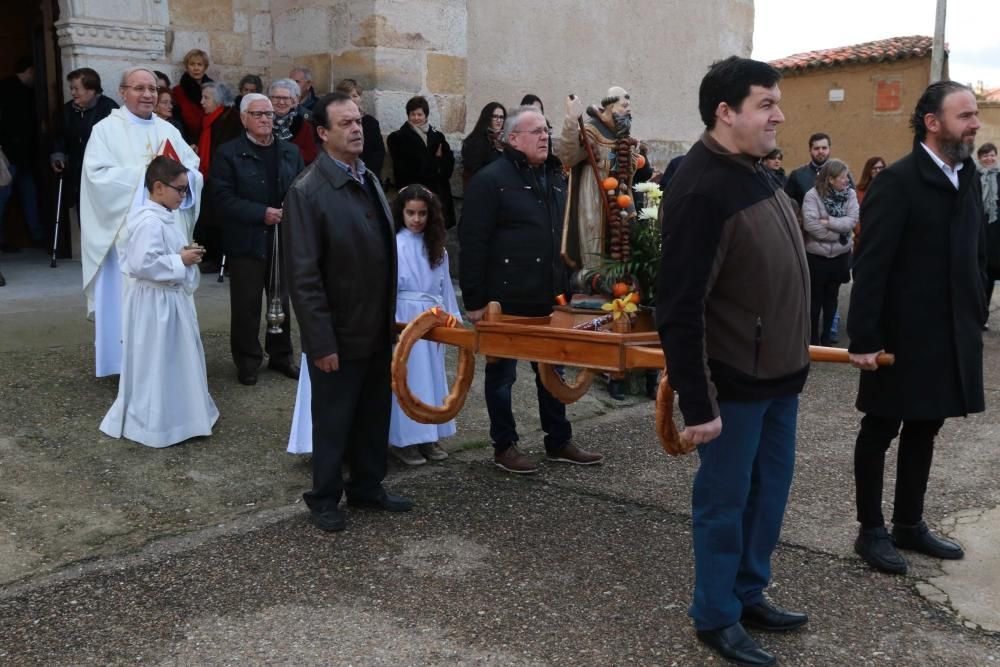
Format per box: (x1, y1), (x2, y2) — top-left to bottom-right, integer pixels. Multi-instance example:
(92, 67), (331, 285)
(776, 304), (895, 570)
(161, 182), (190, 197)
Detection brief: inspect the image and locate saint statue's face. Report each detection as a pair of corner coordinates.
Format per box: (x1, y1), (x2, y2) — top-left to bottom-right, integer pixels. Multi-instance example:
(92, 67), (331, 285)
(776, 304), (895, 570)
(607, 87), (631, 117)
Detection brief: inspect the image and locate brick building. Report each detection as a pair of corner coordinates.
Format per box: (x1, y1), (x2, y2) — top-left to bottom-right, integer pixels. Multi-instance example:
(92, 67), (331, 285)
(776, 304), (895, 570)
(770, 36), (942, 177)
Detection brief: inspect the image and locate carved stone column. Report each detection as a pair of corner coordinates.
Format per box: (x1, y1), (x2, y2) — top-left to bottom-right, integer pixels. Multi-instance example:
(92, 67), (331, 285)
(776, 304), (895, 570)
(55, 0), (170, 96)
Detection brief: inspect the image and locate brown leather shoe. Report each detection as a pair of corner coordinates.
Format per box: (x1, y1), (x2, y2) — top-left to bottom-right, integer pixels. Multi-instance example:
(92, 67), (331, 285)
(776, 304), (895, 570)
(547, 441), (604, 465)
(494, 445), (538, 474)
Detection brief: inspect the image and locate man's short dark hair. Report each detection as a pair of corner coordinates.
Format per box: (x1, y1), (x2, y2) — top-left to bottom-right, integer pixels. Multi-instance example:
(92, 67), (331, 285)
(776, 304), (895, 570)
(153, 70), (171, 87)
(14, 56), (32, 74)
(67, 67), (103, 94)
(312, 92), (353, 130)
(910, 80), (973, 141)
(699, 56), (781, 130)
(808, 132), (830, 148)
(978, 142), (998, 157)
(405, 95), (430, 117)
(144, 156), (187, 193)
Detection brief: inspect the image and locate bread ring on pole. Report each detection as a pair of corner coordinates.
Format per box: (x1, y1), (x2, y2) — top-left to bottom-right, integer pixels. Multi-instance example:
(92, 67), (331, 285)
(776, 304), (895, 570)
(537, 363), (595, 404)
(655, 370), (695, 456)
(391, 307), (475, 424)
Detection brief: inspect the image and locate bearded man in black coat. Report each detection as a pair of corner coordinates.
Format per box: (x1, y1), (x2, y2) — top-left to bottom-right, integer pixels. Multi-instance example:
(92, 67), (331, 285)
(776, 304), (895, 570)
(848, 81), (986, 575)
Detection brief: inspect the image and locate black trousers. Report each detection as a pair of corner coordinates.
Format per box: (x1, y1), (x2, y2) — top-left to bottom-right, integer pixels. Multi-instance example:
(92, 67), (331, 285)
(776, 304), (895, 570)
(484, 358), (572, 453)
(854, 414), (944, 529)
(303, 347), (391, 513)
(807, 253), (847, 345)
(228, 256), (293, 373)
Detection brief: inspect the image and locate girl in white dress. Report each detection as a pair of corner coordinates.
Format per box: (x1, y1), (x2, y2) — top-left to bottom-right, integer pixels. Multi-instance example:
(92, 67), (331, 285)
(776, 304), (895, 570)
(387, 185), (463, 465)
(100, 156), (219, 448)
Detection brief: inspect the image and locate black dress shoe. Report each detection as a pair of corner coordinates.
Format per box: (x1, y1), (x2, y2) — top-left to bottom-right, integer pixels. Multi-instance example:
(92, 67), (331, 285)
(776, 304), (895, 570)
(855, 526), (907, 574)
(310, 509), (346, 532)
(696, 622), (775, 666)
(269, 358), (300, 379)
(0, 270), (5, 287)
(741, 598), (808, 632)
(892, 520), (965, 559)
(347, 492), (414, 512)
(238, 369), (258, 386)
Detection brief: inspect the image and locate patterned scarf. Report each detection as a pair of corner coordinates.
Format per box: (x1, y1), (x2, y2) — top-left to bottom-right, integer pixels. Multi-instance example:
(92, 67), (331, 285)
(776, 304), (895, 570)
(273, 112), (295, 142)
(823, 186), (851, 218)
(979, 163), (1000, 224)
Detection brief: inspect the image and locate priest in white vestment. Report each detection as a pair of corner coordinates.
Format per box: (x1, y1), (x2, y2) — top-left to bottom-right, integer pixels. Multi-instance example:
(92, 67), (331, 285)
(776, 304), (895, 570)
(80, 67), (202, 377)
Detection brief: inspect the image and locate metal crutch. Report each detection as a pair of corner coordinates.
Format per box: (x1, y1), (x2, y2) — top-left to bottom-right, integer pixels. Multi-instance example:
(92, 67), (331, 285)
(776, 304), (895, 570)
(50, 174), (64, 268)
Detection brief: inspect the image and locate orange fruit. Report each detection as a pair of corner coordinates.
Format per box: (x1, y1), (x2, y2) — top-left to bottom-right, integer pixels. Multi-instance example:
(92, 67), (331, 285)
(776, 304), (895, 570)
(636, 155), (646, 169)
(602, 176), (619, 191)
(612, 282), (629, 298)
(629, 292), (641, 304)
(617, 194), (633, 209)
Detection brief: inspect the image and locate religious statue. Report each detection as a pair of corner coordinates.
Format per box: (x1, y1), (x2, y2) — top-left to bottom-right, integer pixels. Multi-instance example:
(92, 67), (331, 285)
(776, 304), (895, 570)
(556, 86), (641, 288)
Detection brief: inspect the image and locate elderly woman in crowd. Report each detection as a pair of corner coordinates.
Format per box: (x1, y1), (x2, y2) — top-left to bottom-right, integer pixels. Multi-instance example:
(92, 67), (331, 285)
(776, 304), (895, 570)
(234, 73), (263, 110)
(267, 78), (317, 165)
(171, 49), (213, 144)
(154, 87), (184, 134)
(51, 67), (119, 217)
(387, 95), (456, 228)
(193, 81), (241, 272)
(333, 78), (385, 180)
(802, 158), (858, 345)
(461, 102), (505, 186)
(198, 82), (241, 175)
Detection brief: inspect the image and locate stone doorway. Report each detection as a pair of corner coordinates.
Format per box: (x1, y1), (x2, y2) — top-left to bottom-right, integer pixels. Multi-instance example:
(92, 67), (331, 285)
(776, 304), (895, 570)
(0, 0), (61, 255)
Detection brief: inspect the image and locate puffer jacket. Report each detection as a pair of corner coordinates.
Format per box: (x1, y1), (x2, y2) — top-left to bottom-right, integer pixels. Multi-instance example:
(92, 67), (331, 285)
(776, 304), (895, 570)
(801, 187), (857, 257)
(459, 146), (569, 316)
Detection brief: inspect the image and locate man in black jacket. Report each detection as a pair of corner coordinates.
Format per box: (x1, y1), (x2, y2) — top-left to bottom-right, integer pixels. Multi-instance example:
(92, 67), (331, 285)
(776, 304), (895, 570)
(459, 105), (603, 474)
(0, 57), (43, 251)
(210, 93), (304, 385)
(783, 132), (830, 207)
(284, 92), (412, 533)
(848, 81), (984, 575)
(657, 57), (810, 667)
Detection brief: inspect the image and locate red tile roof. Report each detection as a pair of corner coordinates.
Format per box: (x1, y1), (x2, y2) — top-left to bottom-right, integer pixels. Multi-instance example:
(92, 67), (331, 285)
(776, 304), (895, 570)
(981, 87), (1000, 103)
(770, 36), (939, 74)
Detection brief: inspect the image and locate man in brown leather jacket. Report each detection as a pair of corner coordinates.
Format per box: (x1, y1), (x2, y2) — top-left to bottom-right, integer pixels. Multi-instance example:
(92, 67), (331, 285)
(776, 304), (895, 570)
(283, 92), (413, 533)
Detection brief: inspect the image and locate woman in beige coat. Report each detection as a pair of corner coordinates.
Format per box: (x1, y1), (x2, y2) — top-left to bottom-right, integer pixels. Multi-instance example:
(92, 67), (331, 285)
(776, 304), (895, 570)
(802, 158), (858, 345)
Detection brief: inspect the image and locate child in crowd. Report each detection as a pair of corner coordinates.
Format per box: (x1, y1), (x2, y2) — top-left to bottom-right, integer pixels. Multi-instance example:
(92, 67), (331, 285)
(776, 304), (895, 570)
(100, 156), (218, 448)
(388, 185), (462, 465)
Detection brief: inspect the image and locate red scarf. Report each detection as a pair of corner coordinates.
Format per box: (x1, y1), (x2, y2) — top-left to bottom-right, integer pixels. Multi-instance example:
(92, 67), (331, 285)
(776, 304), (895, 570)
(197, 106), (226, 176)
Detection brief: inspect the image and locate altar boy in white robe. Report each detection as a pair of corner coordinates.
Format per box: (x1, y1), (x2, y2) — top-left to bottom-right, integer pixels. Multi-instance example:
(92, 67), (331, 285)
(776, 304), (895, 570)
(100, 156), (218, 448)
(80, 67), (202, 377)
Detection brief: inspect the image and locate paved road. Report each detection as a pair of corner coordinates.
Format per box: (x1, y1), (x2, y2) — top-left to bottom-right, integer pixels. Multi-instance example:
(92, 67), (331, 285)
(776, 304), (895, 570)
(1, 253), (998, 665)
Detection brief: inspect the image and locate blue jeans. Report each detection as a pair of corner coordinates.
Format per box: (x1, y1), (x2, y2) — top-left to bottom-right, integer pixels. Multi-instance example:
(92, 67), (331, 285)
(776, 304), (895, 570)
(690, 395), (798, 631)
(0, 163), (43, 244)
(483, 358), (572, 453)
